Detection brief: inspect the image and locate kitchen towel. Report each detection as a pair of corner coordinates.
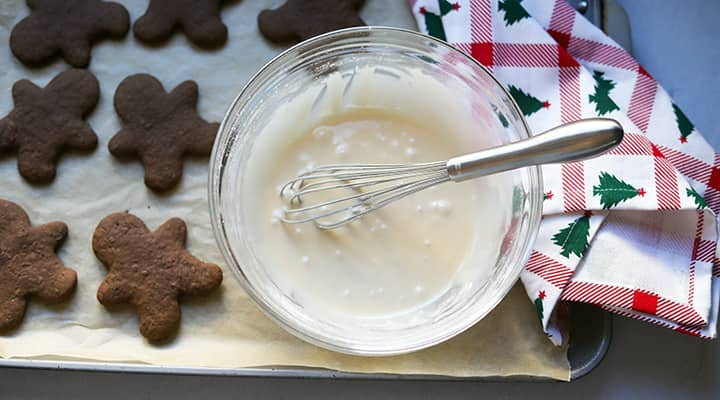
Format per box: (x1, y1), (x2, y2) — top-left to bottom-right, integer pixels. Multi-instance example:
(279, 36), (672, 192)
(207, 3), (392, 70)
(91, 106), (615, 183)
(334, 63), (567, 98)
(410, 0), (720, 344)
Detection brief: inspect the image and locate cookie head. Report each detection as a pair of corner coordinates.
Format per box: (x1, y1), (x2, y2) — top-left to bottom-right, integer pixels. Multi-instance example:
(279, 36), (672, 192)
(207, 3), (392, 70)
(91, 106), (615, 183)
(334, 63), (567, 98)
(0, 69), (99, 183)
(10, 0), (130, 67)
(93, 213), (223, 342)
(258, 0), (366, 44)
(0, 200), (77, 332)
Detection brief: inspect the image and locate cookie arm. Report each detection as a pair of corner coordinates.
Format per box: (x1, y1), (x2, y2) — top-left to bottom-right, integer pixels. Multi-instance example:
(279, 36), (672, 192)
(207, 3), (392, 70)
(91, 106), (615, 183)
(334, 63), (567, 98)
(179, 257), (223, 295)
(32, 265), (77, 304)
(184, 121), (218, 156)
(0, 117), (15, 151)
(97, 2), (130, 37)
(154, 217), (187, 246)
(257, 8), (300, 43)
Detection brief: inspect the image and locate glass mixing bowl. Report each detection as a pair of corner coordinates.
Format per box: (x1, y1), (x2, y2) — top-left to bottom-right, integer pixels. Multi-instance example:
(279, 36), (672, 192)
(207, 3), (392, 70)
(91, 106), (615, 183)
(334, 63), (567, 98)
(209, 27), (542, 355)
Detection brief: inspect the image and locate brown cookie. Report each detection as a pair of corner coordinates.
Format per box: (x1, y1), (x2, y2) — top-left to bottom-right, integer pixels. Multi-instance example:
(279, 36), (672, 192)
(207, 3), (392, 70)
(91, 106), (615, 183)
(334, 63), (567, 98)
(109, 74), (219, 192)
(258, 0), (365, 44)
(0, 200), (77, 332)
(10, 0), (130, 68)
(93, 213), (223, 342)
(133, 0), (228, 48)
(0, 69), (99, 183)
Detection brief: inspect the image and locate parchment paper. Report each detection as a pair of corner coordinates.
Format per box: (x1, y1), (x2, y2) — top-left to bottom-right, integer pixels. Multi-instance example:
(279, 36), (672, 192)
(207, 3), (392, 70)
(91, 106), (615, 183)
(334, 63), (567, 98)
(0, 0), (569, 380)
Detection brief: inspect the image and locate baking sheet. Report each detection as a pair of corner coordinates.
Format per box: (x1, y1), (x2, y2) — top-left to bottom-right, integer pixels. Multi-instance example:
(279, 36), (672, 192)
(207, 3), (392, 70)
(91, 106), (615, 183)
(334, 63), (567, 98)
(0, 0), (570, 380)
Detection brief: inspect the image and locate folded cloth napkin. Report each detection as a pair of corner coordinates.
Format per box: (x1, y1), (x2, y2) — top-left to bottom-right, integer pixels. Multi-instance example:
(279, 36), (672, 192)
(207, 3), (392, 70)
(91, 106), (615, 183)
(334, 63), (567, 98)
(410, 0), (720, 344)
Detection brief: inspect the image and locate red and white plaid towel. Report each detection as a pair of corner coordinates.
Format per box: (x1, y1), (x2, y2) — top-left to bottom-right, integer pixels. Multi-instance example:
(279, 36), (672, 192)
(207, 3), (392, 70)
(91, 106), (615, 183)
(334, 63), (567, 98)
(410, 0), (720, 344)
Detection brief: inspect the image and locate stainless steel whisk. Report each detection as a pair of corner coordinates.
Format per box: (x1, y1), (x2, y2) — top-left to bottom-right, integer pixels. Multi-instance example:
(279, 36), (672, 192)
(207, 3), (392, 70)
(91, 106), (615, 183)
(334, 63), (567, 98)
(280, 118), (623, 229)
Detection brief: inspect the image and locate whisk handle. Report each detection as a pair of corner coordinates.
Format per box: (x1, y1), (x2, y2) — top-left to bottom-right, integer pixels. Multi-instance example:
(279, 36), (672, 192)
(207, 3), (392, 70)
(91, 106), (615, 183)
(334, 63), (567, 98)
(446, 118), (624, 182)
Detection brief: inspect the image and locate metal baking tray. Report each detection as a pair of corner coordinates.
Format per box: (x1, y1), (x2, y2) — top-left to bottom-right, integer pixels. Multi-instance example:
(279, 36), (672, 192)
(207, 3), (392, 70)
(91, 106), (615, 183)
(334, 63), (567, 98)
(0, 302), (611, 381)
(0, 0), (620, 382)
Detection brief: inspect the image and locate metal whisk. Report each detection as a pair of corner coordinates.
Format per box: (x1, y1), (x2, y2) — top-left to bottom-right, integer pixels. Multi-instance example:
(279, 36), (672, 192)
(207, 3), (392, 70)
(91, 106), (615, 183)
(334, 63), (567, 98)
(280, 118), (623, 229)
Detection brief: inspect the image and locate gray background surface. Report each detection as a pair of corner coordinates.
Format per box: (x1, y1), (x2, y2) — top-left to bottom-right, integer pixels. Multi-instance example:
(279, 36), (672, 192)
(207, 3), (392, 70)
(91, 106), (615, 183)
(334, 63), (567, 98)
(1, 0), (719, 398)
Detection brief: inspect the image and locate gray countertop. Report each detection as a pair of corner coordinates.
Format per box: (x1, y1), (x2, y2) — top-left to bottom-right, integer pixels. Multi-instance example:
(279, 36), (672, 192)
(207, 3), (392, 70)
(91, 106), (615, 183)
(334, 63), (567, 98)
(1, 0), (719, 398)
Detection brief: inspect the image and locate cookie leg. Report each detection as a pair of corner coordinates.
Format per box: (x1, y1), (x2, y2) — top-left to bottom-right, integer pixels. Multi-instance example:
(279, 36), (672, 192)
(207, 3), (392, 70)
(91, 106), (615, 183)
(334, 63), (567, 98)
(0, 294), (27, 332)
(137, 296), (181, 342)
(60, 40), (92, 68)
(182, 17), (228, 48)
(141, 153), (184, 192)
(17, 144), (59, 183)
(62, 119), (98, 151)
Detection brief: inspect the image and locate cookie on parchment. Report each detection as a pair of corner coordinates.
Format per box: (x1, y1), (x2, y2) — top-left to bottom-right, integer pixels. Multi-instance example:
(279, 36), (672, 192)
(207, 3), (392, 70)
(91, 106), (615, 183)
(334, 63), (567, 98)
(10, 0), (130, 68)
(93, 212), (223, 342)
(133, 0), (228, 48)
(0, 69), (99, 183)
(0, 200), (77, 333)
(109, 74), (219, 192)
(258, 0), (366, 44)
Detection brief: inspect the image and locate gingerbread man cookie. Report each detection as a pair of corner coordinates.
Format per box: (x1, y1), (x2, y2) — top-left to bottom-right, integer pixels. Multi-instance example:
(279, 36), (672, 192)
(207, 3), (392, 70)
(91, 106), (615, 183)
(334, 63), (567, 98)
(0, 69), (99, 183)
(133, 0), (228, 48)
(0, 200), (77, 332)
(10, 0), (130, 68)
(93, 213), (223, 342)
(258, 0), (366, 44)
(109, 74), (219, 192)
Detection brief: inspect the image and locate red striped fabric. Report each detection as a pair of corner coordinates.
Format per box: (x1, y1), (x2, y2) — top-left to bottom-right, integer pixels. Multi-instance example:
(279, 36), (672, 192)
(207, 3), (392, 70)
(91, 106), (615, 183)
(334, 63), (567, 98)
(548, 0), (575, 34)
(561, 162), (585, 212)
(567, 37), (638, 71)
(626, 71), (658, 133)
(524, 251), (574, 289)
(561, 281), (634, 308)
(607, 132), (653, 156)
(654, 155), (682, 210)
(493, 43), (560, 67)
(600, 305), (706, 338)
(561, 282), (707, 326)
(656, 145), (713, 185)
(558, 67), (581, 123)
(470, 0), (493, 43)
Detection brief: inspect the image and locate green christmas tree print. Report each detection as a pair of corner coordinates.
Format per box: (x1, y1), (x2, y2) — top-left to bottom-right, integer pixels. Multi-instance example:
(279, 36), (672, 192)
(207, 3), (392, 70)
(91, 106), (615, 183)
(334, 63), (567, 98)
(552, 212), (592, 258)
(534, 290), (546, 322)
(686, 187), (707, 209)
(508, 85), (550, 117)
(419, 1), (461, 41)
(499, 0), (530, 26)
(672, 103), (694, 143)
(588, 71), (620, 115)
(592, 172), (646, 209)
